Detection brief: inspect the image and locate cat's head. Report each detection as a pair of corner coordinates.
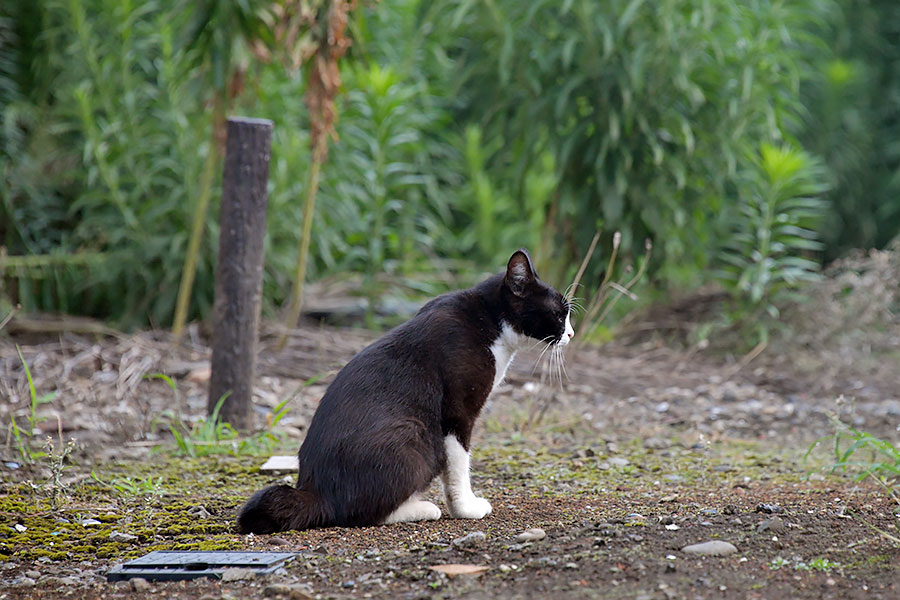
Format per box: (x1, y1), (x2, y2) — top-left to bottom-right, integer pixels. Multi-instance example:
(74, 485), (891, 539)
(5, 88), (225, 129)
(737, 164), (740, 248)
(502, 248), (575, 346)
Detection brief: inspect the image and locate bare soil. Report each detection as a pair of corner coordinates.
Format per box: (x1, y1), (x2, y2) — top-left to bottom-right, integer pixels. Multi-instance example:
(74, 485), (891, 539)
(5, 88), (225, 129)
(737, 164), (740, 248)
(1, 307), (899, 599)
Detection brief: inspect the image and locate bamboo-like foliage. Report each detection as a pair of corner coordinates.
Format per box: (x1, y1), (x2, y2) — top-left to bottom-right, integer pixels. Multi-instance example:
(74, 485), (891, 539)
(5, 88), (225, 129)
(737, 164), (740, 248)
(428, 0), (830, 285)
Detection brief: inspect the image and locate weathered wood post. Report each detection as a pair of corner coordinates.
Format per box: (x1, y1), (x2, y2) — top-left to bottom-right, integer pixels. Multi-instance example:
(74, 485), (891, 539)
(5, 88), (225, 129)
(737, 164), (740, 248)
(208, 117), (273, 430)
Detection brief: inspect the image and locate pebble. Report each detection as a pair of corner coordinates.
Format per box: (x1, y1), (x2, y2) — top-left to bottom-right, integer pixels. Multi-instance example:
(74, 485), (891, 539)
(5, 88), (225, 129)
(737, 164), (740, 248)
(681, 541), (738, 556)
(25, 570), (40, 579)
(81, 519), (101, 527)
(609, 457), (630, 467)
(643, 437), (670, 450)
(221, 567), (257, 582)
(757, 516), (786, 533)
(14, 524), (26, 533)
(263, 584), (314, 599)
(756, 503), (782, 514)
(109, 531), (138, 543)
(624, 513), (646, 525)
(187, 505), (212, 519)
(515, 528), (546, 543)
(452, 531), (486, 548)
(341, 580), (355, 589)
(130, 577), (151, 592)
(269, 536), (291, 546)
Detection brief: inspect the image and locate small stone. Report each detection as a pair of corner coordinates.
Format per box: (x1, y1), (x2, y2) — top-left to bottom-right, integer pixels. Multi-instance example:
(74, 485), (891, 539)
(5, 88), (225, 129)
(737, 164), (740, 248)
(515, 528), (546, 543)
(269, 536), (290, 546)
(755, 503), (782, 514)
(609, 457), (630, 467)
(341, 580), (356, 589)
(681, 541), (738, 556)
(757, 516), (785, 533)
(452, 531), (486, 548)
(130, 577), (151, 592)
(81, 519), (101, 527)
(187, 505), (212, 519)
(264, 584), (315, 599)
(809, 473), (825, 482)
(109, 531), (138, 543)
(643, 437), (670, 450)
(14, 524), (26, 533)
(564, 562), (578, 569)
(25, 570), (40, 579)
(723, 504), (738, 515)
(624, 513), (646, 525)
(56, 576), (79, 586)
(221, 567), (257, 582)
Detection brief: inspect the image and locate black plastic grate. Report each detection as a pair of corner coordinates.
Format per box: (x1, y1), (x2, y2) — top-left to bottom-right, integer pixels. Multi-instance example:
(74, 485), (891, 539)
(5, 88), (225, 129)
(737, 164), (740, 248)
(106, 550), (297, 582)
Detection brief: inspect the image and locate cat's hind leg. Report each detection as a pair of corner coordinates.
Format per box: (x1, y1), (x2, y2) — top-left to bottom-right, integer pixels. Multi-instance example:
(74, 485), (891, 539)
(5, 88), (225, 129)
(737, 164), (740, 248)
(382, 493), (441, 524)
(441, 434), (492, 519)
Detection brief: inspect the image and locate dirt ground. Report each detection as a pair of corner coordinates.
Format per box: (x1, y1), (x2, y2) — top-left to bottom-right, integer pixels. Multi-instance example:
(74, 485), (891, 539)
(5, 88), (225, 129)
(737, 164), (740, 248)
(1, 258), (900, 600)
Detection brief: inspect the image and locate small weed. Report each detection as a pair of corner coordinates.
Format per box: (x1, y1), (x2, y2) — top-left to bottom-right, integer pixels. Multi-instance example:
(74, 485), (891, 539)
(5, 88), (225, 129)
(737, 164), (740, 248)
(769, 556), (790, 570)
(806, 403), (900, 544)
(91, 472), (164, 496)
(802, 557), (841, 572)
(43, 436), (77, 508)
(5, 346), (58, 463)
(150, 374), (304, 457)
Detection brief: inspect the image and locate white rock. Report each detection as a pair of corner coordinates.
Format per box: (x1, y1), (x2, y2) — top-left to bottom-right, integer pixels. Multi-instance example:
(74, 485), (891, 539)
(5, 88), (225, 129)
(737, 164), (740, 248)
(515, 528), (546, 543)
(452, 531), (486, 548)
(681, 541), (737, 556)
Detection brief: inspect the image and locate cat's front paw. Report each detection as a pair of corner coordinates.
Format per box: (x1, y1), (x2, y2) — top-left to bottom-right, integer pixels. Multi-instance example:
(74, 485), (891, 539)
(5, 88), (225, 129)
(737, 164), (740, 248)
(448, 496), (492, 519)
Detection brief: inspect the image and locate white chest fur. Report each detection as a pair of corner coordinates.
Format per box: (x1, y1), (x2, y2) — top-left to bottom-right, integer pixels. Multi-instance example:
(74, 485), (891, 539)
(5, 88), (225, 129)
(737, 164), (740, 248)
(488, 322), (525, 395)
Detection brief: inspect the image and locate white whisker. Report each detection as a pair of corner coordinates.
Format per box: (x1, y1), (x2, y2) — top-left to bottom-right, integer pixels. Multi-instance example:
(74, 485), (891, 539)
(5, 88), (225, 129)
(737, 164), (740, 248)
(532, 341), (554, 375)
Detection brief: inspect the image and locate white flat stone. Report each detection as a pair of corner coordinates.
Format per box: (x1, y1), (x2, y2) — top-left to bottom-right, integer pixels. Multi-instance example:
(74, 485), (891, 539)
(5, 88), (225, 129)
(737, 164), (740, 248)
(681, 541), (738, 556)
(260, 455), (299, 472)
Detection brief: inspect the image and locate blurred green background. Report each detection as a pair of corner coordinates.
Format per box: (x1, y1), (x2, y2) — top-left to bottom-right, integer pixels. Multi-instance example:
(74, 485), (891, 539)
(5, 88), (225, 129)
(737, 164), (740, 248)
(1, 0), (898, 335)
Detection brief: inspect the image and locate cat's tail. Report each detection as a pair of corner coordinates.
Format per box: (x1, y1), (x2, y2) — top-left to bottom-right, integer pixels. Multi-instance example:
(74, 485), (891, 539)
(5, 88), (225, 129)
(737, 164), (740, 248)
(237, 485), (330, 534)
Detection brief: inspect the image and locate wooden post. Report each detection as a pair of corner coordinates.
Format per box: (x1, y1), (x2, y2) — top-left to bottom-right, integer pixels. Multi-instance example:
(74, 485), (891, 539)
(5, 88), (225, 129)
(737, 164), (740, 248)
(208, 117), (273, 430)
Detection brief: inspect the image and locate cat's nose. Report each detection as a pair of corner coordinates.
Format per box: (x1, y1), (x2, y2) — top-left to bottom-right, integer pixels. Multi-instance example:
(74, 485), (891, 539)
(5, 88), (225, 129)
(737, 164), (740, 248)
(567, 331), (574, 339)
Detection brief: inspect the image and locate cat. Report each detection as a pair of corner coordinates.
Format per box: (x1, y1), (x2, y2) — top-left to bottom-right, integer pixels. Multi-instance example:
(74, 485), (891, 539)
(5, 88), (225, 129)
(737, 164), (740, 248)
(237, 248), (573, 534)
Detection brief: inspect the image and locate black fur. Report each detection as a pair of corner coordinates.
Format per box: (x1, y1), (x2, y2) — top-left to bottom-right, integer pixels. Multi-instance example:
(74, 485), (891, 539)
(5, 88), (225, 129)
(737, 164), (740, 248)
(237, 248), (569, 534)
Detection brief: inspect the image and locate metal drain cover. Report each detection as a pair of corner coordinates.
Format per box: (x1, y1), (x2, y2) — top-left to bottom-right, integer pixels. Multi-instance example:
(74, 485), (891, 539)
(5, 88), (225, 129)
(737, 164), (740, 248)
(106, 550), (297, 581)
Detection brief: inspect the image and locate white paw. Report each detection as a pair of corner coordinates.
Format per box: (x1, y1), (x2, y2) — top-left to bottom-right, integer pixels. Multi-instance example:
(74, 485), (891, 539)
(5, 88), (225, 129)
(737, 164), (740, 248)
(383, 500), (442, 524)
(448, 496), (492, 519)
(420, 501), (442, 521)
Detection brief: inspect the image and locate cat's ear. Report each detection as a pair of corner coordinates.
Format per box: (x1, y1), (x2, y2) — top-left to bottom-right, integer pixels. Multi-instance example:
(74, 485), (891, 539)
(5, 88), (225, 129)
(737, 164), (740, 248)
(505, 248), (537, 297)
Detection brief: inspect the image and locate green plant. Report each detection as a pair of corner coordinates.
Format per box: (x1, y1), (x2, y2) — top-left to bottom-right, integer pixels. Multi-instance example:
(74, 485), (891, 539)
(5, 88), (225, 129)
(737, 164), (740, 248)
(152, 374), (298, 457)
(715, 143), (829, 340)
(769, 556), (790, 570)
(6, 346), (57, 463)
(800, 557), (841, 572)
(807, 408), (900, 486)
(427, 0), (830, 288)
(43, 436), (77, 508)
(800, 0), (900, 259)
(90, 472), (164, 496)
(806, 404), (900, 543)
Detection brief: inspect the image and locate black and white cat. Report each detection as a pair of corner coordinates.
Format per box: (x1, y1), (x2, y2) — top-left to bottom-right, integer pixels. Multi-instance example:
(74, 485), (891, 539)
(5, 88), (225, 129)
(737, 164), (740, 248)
(237, 248), (573, 533)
